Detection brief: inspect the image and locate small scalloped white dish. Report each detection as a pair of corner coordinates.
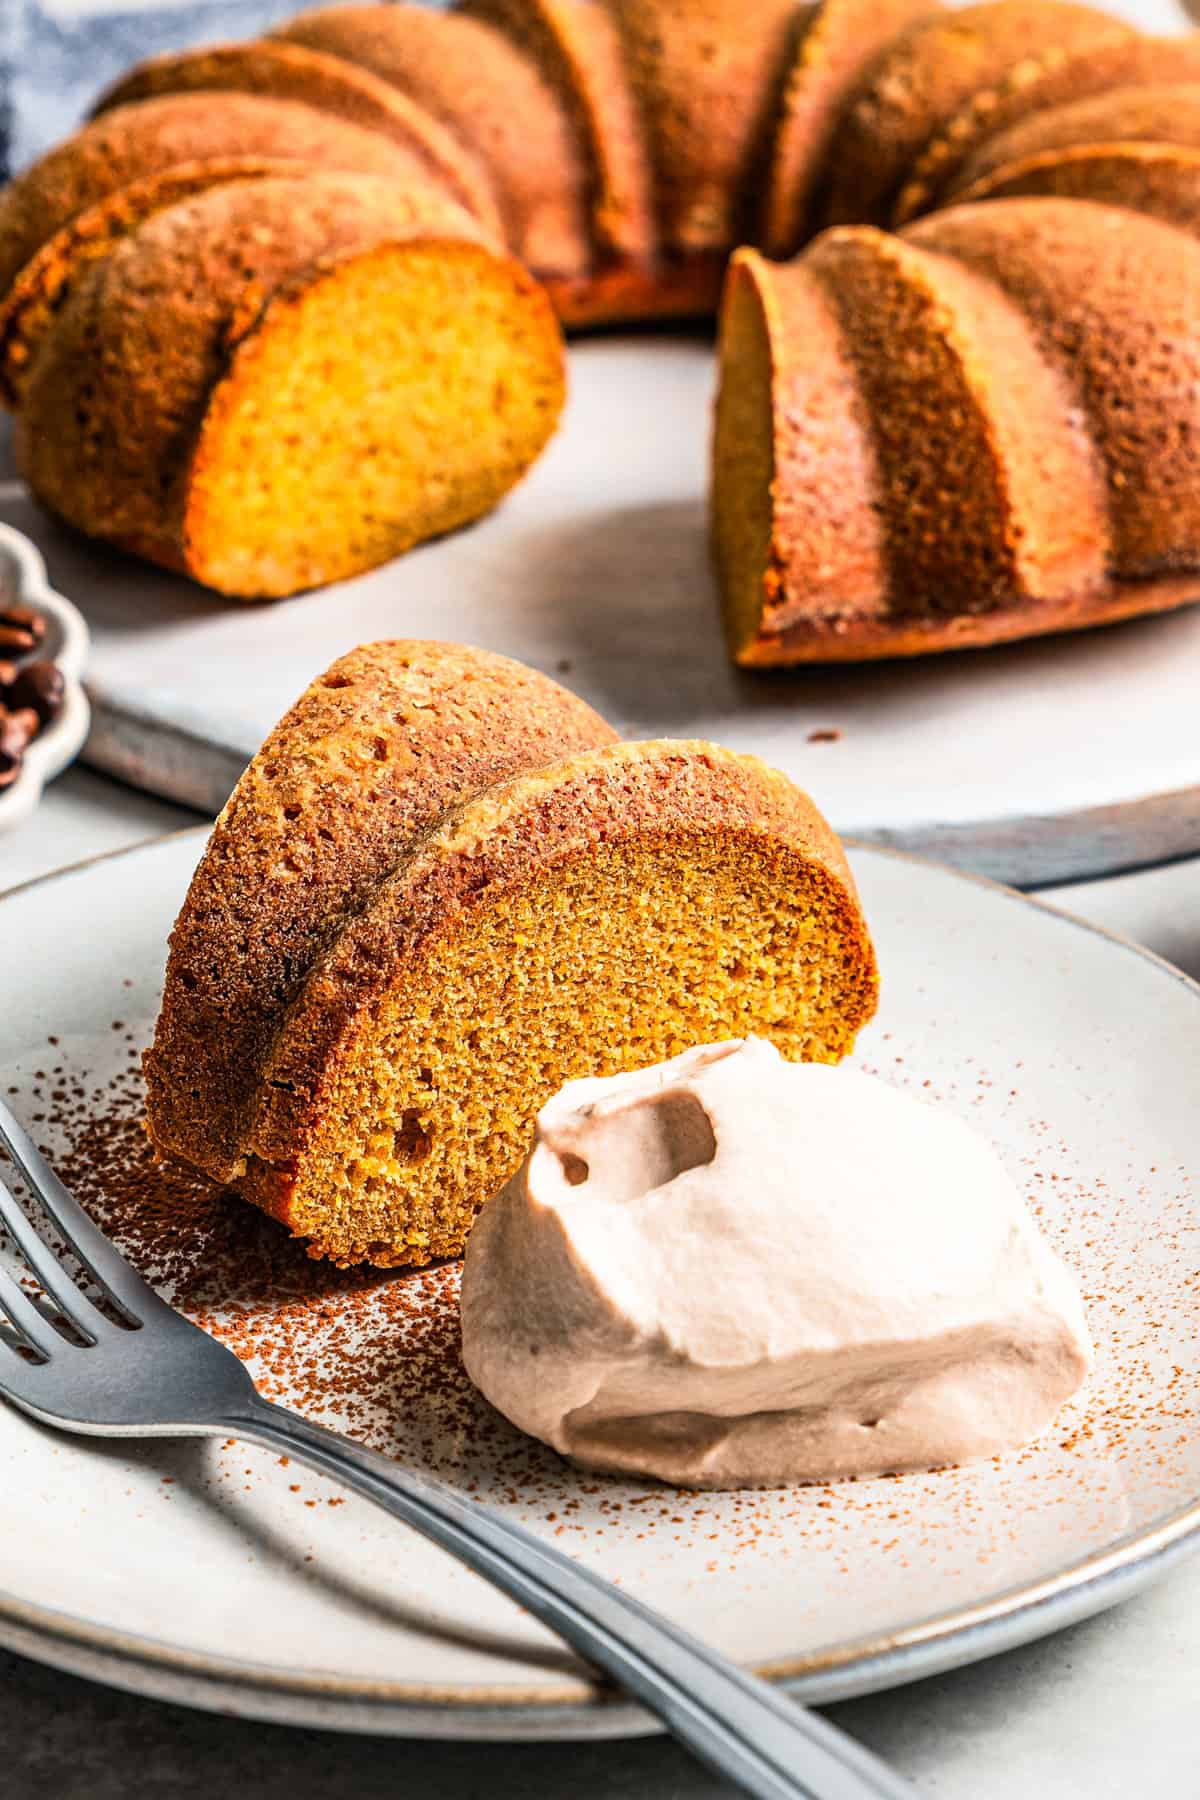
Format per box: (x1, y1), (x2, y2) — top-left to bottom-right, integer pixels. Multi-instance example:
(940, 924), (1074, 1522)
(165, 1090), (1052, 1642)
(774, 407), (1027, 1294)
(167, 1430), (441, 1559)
(0, 522), (90, 835)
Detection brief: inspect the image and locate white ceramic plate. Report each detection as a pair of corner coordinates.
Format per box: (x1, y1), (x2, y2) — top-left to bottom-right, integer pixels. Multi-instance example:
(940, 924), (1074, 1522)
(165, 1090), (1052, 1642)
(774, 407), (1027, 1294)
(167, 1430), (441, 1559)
(5, 339), (1200, 886)
(1, 831), (1198, 1738)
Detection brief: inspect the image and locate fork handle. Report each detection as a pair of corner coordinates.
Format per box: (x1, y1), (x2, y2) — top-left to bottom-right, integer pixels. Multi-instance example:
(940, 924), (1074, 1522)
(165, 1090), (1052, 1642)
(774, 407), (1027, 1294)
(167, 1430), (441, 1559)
(221, 1395), (916, 1800)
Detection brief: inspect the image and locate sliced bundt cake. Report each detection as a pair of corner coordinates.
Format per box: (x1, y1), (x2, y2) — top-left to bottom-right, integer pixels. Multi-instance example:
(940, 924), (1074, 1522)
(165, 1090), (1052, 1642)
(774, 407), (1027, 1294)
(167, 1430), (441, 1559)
(16, 175), (564, 597)
(713, 197), (1200, 663)
(145, 642), (878, 1267)
(0, 91), (487, 407)
(12, 0), (1200, 637)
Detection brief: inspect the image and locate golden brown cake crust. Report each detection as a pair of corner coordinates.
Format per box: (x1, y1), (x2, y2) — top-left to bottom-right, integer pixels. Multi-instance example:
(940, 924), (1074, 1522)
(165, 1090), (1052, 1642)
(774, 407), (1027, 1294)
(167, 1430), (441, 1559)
(0, 162), (278, 410)
(732, 572), (1200, 665)
(273, 4), (592, 282)
(458, 0), (656, 273)
(949, 81), (1200, 197)
(900, 35), (1200, 220)
(88, 40), (500, 232)
(819, 0), (1135, 229)
(0, 92), (453, 309)
(808, 224), (1108, 612)
(761, 0), (936, 257)
(14, 174), (489, 571)
(603, 0), (801, 257)
(716, 198), (1200, 665)
(906, 200), (1200, 577)
(144, 642), (618, 1187)
(953, 142), (1200, 232)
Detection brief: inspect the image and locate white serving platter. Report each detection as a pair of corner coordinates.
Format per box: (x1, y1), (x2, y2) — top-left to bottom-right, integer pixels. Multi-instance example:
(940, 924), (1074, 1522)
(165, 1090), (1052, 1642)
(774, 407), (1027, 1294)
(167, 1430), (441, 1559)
(1, 833), (1198, 1737)
(3, 336), (1200, 885)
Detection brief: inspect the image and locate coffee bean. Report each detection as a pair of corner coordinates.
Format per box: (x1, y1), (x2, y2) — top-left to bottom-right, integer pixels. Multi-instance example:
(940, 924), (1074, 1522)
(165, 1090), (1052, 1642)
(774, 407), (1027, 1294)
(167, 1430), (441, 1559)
(0, 602), (46, 644)
(0, 707), (39, 756)
(7, 661), (63, 726)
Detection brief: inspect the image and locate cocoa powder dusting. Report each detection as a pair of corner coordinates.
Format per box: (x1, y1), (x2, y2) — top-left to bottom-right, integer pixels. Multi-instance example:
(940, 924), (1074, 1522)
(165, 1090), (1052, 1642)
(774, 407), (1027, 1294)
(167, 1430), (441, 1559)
(10, 1036), (515, 1480)
(2, 1010), (1197, 1620)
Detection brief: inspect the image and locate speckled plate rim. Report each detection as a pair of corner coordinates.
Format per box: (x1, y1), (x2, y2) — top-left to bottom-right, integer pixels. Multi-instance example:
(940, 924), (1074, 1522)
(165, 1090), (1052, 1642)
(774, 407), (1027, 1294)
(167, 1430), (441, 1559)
(1, 829), (1199, 1740)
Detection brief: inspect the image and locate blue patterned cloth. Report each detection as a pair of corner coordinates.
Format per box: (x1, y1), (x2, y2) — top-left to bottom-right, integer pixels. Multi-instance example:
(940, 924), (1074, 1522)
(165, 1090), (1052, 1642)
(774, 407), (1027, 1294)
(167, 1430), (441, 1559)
(3, 0), (333, 175)
(3, 0), (1173, 177)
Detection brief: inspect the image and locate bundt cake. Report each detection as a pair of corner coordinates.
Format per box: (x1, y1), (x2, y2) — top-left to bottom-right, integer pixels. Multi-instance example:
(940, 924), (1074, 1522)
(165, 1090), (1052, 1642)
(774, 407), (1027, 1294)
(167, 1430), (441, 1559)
(144, 642), (879, 1267)
(90, 39), (500, 231)
(714, 198), (1200, 663)
(9, 0), (1200, 635)
(16, 175), (564, 596)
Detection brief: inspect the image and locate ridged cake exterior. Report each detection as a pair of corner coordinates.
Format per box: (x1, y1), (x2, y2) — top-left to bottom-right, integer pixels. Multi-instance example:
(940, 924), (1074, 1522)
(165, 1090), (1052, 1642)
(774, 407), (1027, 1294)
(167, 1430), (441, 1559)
(714, 198), (1200, 662)
(145, 642), (619, 1187)
(817, 0), (1135, 229)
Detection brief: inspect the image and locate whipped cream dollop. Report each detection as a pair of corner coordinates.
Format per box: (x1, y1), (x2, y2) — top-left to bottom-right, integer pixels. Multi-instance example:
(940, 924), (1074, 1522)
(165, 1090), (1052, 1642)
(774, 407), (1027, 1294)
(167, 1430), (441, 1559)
(460, 1040), (1093, 1489)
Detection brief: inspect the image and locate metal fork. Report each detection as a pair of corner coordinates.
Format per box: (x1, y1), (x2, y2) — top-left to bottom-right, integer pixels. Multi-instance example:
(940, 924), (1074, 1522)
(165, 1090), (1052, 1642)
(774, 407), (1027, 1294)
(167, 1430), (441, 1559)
(0, 1099), (916, 1800)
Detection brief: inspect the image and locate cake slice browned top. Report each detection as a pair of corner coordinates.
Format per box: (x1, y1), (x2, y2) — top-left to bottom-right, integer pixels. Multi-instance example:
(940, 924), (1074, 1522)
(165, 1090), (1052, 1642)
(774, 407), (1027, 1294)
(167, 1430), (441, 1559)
(145, 642), (617, 1186)
(245, 734), (876, 1183)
